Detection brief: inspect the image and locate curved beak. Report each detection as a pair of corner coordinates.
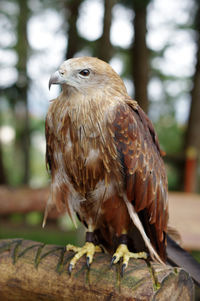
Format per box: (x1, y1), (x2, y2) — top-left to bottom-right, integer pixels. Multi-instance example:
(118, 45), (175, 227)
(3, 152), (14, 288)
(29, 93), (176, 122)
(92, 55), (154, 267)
(48, 71), (66, 90)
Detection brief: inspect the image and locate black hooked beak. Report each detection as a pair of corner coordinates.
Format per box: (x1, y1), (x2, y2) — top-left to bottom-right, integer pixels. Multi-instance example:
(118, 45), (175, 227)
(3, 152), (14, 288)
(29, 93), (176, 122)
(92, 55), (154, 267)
(48, 71), (66, 90)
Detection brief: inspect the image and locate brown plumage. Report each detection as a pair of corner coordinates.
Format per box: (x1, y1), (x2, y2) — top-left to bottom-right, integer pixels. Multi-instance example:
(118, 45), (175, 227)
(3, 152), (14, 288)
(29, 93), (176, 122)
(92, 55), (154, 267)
(45, 57), (168, 265)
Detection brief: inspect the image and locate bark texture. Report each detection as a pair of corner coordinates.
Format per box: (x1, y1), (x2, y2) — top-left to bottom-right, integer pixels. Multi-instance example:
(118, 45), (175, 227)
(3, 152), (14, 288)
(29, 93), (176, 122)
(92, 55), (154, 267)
(64, 0), (82, 59)
(184, 0), (200, 192)
(132, 4), (149, 113)
(185, 12), (200, 152)
(15, 0), (30, 184)
(0, 239), (194, 301)
(96, 0), (115, 62)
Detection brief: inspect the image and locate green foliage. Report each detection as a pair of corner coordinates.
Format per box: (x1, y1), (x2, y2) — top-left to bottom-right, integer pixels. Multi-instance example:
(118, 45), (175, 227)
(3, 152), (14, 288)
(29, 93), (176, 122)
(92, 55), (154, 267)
(30, 143), (48, 188)
(166, 163), (181, 191)
(9, 213), (24, 223)
(0, 222), (78, 245)
(25, 212), (43, 226)
(155, 115), (185, 155)
(0, 213), (80, 245)
(191, 251), (200, 263)
(2, 143), (24, 186)
(153, 113), (185, 191)
(1, 111), (48, 187)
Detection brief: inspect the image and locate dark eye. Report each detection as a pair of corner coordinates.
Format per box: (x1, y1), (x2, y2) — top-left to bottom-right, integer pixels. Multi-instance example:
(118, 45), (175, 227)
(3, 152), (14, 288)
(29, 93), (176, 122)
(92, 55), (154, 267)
(79, 69), (90, 76)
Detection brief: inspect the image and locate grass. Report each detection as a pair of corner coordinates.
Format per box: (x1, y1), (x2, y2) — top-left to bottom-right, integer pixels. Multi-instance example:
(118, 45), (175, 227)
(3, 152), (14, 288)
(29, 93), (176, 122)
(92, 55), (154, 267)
(0, 220), (81, 246)
(191, 250), (200, 264)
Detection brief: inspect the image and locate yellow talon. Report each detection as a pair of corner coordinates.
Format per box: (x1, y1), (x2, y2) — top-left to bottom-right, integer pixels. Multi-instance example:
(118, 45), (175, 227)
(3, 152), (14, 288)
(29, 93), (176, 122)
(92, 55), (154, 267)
(66, 242), (102, 272)
(111, 244), (147, 272)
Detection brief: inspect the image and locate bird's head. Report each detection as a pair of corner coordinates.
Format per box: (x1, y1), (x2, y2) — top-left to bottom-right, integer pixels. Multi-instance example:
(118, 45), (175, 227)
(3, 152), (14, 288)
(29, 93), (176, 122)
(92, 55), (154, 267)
(49, 57), (127, 96)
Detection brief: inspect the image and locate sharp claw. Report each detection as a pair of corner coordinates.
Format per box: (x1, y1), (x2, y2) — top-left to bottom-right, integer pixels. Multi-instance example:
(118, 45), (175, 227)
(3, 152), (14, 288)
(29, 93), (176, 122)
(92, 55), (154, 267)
(110, 255), (116, 267)
(121, 263), (127, 277)
(86, 256), (90, 270)
(68, 263), (73, 275)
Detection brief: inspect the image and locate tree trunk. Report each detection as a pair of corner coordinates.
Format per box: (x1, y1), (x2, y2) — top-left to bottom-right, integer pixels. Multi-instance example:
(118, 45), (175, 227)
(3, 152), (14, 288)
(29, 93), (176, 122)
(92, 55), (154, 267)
(186, 45), (200, 150)
(15, 0), (30, 185)
(0, 239), (194, 301)
(64, 0), (82, 59)
(132, 4), (149, 113)
(96, 0), (115, 62)
(184, 1), (200, 193)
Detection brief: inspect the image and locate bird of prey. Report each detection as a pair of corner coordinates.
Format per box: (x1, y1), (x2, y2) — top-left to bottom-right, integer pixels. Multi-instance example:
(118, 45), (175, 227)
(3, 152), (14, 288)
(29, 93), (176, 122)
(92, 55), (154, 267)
(46, 56), (200, 283)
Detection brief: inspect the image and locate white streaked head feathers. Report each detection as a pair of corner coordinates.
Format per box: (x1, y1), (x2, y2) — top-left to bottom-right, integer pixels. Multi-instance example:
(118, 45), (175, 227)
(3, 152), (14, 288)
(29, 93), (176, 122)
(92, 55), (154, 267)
(49, 56), (128, 95)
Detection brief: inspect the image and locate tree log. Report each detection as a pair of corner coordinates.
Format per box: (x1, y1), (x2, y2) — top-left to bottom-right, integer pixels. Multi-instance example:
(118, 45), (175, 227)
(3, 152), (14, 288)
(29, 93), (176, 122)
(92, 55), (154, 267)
(0, 186), (58, 218)
(0, 239), (194, 300)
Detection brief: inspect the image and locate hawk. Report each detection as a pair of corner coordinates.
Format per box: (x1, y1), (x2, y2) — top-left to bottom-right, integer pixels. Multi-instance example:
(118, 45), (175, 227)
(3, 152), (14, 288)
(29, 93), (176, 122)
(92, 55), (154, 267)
(45, 57), (200, 282)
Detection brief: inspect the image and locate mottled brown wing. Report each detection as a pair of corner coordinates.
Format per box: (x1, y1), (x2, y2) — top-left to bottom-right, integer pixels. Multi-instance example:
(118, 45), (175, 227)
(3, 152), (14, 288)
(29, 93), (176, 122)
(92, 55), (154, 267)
(112, 101), (168, 260)
(45, 109), (72, 217)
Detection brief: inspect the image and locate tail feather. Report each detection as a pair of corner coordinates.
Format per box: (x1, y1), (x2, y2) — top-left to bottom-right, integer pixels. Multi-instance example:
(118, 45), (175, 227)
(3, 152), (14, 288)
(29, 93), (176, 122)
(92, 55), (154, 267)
(167, 234), (200, 286)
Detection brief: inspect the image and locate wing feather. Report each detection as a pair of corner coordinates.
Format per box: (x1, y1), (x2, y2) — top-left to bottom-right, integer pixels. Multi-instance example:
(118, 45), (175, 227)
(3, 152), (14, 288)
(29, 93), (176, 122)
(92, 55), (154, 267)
(45, 103), (77, 226)
(111, 100), (168, 260)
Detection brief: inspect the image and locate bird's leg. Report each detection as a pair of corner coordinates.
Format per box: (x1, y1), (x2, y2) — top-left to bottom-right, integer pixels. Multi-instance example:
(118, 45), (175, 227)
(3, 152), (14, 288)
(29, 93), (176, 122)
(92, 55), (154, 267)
(111, 234), (148, 276)
(66, 230), (102, 274)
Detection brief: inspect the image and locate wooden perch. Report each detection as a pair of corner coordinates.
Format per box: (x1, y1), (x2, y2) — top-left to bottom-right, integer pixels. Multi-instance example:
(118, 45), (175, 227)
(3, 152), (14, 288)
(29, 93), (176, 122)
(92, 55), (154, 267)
(0, 186), (58, 218)
(0, 186), (48, 214)
(0, 239), (194, 300)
